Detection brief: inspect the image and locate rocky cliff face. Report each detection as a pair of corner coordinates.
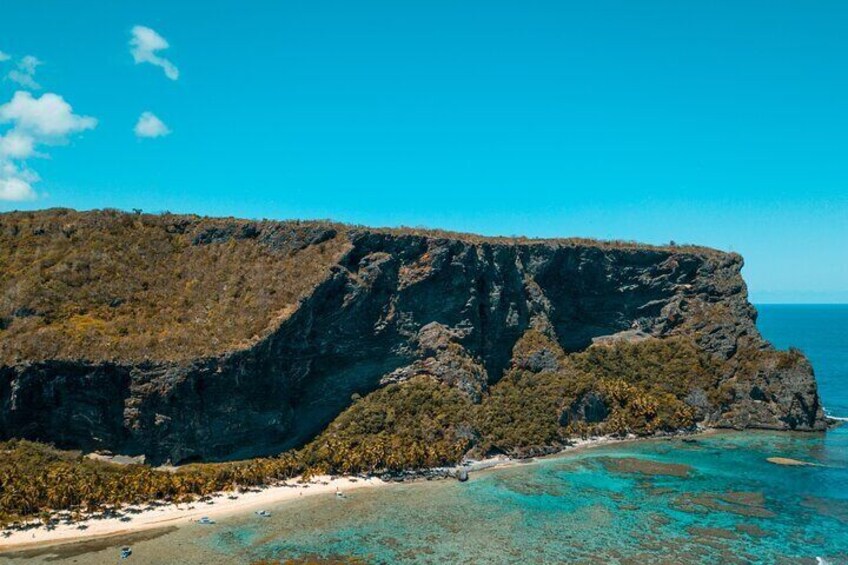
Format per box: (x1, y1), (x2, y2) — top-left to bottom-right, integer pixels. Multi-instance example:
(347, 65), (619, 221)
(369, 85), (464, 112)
(0, 210), (826, 464)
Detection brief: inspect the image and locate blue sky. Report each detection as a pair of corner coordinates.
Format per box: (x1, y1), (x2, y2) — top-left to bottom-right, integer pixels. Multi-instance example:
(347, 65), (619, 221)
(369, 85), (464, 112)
(0, 1), (846, 303)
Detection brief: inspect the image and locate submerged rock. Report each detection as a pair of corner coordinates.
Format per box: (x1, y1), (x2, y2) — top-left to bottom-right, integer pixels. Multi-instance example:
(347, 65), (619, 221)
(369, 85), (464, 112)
(766, 457), (821, 467)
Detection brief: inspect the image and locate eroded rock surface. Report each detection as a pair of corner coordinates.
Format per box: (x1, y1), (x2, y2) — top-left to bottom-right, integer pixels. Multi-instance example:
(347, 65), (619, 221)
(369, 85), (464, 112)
(0, 210), (826, 464)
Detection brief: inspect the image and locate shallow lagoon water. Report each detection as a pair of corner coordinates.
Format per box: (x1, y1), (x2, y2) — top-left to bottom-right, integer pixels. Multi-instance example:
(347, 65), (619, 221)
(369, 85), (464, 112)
(9, 429), (847, 564)
(5, 305), (848, 565)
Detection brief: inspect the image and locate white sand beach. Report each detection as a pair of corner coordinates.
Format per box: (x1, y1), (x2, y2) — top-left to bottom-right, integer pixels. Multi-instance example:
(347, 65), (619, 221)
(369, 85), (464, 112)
(0, 432), (694, 553)
(0, 475), (385, 553)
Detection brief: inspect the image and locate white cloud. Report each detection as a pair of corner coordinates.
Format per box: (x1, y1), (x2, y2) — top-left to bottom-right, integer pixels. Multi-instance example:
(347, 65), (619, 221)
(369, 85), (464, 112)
(0, 51), (10, 63)
(134, 111), (170, 138)
(0, 91), (96, 201)
(0, 130), (35, 158)
(6, 55), (41, 90)
(0, 174), (37, 202)
(0, 91), (97, 137)
(130, 26), (179, 80)
(0, 161), (38, 201)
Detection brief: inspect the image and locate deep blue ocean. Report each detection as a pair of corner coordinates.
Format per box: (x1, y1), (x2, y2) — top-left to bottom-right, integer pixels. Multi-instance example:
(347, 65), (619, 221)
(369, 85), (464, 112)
(8, 305), (848, 565)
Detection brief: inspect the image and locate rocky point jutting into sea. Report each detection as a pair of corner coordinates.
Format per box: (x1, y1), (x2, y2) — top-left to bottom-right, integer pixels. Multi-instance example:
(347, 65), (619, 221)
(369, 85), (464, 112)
(0, 209), (826, 467)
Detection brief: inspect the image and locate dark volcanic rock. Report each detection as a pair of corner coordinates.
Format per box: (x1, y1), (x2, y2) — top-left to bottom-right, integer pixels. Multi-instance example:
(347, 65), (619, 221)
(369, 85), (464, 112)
(521, 348), (560, 374)
(715, 351), (825, 431)
(560, 392), (610, 426)
(0, 211), (827, 464)
(381, 322), (489, 401)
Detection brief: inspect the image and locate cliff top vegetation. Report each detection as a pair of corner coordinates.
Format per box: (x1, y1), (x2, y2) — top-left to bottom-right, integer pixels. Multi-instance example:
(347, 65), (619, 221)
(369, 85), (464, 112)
(0, 208), (730, 365)
(0, 209), (349, 364)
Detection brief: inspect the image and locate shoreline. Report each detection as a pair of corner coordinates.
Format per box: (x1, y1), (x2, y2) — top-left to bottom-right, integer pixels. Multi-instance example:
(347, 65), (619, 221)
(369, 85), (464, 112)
(0, 430), (712, 554)
(0, 475), (385, 554)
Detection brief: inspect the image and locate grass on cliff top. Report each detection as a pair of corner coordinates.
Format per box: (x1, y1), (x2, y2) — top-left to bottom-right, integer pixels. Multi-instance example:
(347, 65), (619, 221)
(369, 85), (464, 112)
(365, 224), (727, 256)
(0, 209), (349, 364)
(2, 207), (729, 254)
(0, 208), (731, 365)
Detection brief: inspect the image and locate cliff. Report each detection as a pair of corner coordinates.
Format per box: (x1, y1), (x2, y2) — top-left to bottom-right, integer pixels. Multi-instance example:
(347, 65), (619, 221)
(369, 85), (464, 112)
(0, 209), (826, 464)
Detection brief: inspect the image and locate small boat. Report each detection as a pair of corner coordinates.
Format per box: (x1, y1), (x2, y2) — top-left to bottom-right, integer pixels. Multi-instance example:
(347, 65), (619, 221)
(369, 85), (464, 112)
(197, 516), (216, 525)
(120, 547), (132, 559)
(255, 510), (271, 518)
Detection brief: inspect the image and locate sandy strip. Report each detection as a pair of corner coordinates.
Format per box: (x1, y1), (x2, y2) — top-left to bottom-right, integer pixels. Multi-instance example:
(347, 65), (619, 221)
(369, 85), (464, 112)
(0, 430), (708, 553)
(766, 456), (822, 467)
(0, 475), (384, 553)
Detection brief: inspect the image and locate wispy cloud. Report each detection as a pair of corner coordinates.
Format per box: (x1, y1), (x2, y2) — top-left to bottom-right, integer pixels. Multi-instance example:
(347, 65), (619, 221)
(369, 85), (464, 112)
(6, 55), (41, 90)
(0, 51), (10, 63)
(130, 26), (179, 80)
(0, 91), (97, 201)
(134, 111), (170, 138)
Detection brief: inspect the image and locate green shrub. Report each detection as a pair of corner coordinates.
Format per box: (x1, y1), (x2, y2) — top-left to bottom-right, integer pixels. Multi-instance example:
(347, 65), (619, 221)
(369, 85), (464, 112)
(301, 376), (474, 473)
(0, 333), (729, 526)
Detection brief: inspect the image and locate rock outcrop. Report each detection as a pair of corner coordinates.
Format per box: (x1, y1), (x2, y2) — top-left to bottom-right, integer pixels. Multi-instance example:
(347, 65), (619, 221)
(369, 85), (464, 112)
(0, 209), (826, 464)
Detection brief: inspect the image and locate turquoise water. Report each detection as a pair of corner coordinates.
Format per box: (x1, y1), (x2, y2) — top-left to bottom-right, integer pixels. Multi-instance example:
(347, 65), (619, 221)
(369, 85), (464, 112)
(5, 305), (848, 564)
